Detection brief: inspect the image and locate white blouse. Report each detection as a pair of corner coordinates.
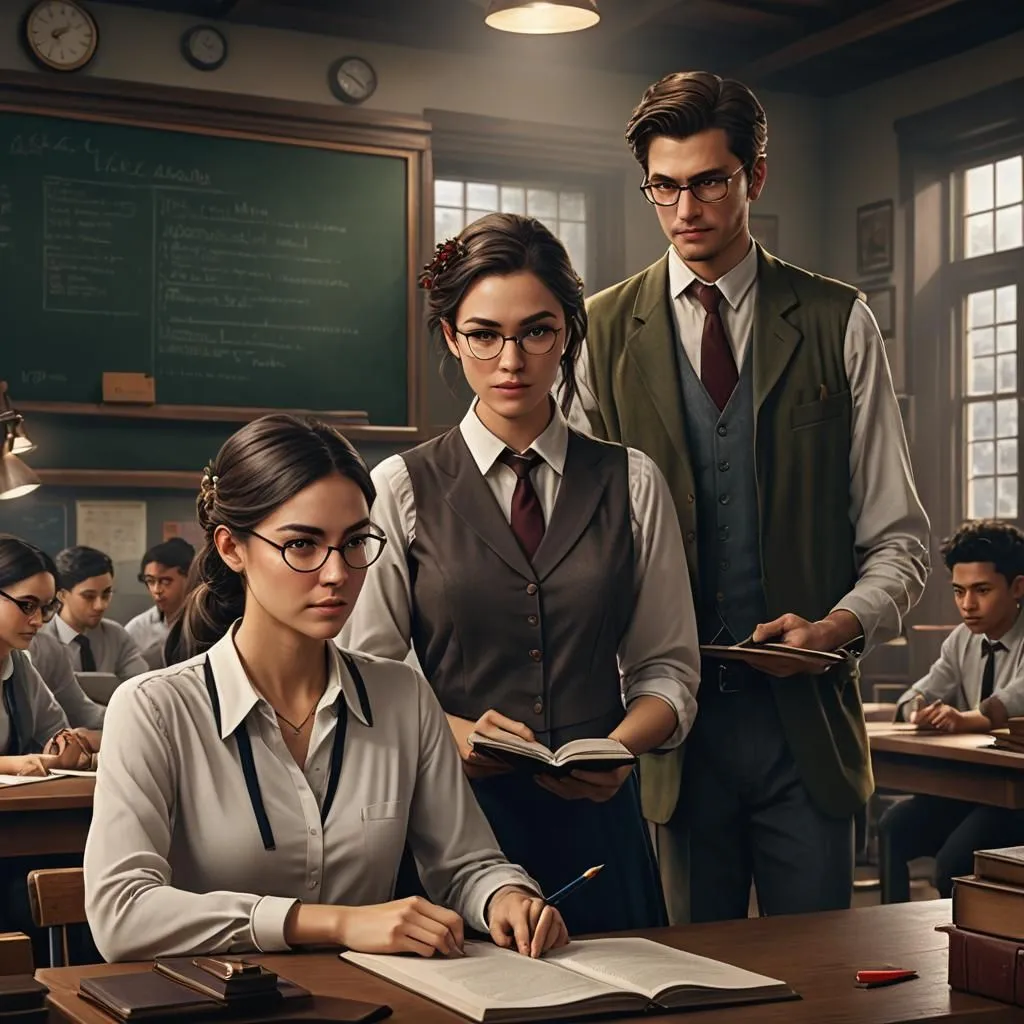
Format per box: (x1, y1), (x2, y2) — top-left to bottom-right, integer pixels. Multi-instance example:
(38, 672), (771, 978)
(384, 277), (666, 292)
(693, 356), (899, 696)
(83, 628), (539, 962)
(341, 402), (701, 748)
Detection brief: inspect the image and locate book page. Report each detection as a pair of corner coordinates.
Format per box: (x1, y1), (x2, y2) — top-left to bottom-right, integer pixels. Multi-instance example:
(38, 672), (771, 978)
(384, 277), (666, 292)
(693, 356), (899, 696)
(553, 738), (632, 759)
(469, 731), (553, 762)
(0, 774), (59, 786)
(546, 938), (785, 998)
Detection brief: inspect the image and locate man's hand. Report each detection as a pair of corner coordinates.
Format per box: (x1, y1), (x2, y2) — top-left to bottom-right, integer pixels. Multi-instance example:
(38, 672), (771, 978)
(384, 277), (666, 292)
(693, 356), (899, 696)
(535, 764), (633, 803)
(751, 610), (860, 678)
(487, 887), (568, 958)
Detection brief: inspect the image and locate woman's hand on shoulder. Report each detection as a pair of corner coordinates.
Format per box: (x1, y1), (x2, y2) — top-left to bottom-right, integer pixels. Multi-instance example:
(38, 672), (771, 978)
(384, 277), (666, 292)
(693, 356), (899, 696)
(446, 709), (532, 780)
(487, 886), (569, 958)
(335, 896), (466, 957)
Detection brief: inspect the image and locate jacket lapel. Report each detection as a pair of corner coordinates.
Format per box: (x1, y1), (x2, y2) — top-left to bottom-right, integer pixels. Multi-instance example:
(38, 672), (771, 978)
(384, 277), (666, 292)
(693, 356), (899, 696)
(752, 246), (803, 414)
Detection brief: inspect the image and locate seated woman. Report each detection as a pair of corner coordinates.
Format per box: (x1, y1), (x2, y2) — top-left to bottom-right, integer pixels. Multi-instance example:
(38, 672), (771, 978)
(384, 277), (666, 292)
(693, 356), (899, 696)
(84, 414), (568, 963)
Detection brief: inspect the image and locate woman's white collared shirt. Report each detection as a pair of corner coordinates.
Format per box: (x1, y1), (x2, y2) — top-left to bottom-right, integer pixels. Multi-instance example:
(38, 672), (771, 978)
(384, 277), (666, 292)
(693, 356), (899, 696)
(84, 628), (539, 963)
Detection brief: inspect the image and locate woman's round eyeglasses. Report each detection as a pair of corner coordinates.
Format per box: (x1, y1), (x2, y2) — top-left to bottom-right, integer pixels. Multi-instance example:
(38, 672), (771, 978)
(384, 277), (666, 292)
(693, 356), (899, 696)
(454, 325), (562, 361)
(0, 589), (63, 623)
(246, 527), (387, 572)
(641, 166), (746, 207)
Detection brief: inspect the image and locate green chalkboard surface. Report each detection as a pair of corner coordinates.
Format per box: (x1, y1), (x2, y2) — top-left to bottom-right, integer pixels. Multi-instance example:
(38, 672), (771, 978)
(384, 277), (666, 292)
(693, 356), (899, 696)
(0, 109), (411, 423)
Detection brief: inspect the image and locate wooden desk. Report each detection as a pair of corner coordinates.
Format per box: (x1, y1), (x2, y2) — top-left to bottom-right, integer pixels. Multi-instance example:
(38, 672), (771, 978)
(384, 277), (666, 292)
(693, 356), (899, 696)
(36, 901), (1024, 1023)
(868, 723), (1024, 809)
(0, 778), (94, 859)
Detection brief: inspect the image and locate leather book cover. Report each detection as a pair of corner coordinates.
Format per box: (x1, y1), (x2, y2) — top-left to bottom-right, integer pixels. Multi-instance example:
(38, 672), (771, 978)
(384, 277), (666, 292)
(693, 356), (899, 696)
(153, 958), (280, 1001)
(941, 924), (1024, 1006)
(79, 972), (222, 1021)
(0, 1009), (49, 1024)
(0, 976), (47, 1013)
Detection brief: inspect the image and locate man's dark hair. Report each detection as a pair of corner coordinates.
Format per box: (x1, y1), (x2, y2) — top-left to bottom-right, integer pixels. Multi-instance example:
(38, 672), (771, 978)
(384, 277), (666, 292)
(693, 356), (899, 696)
(55, 545), (114, 591)
(625, 71), (767, 174)
(140, 537), (195, 576)
(941, 519), (1024, 584)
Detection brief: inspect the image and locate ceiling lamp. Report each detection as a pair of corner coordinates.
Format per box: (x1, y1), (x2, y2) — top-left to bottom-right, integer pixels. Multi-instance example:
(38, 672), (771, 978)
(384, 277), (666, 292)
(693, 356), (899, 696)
(485, 0), (600, 34)
(0, 381), (40, 500)
(0, 448), (41, 500)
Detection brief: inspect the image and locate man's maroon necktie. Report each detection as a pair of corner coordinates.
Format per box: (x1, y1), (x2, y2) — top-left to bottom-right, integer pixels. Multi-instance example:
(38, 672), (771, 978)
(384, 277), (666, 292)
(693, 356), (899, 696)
(694, 282), (738, 411)
(498, 448), (545, 561)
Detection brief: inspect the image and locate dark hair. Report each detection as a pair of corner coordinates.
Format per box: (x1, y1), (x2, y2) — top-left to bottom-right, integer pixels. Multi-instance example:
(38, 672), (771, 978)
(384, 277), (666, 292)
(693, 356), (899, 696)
(424, 213), (586, 417)
(140, 537), (195, 576)
(0, 534), (58, 591)
(941, 519), (1024, 584)
(55, 546), (114, 591)
(173, 413), (375, 660)
(625, 71), (767, 175)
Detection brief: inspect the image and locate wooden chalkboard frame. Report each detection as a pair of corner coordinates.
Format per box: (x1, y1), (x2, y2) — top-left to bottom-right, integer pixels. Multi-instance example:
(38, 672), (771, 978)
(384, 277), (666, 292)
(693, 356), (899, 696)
(0, 69), (432, 447)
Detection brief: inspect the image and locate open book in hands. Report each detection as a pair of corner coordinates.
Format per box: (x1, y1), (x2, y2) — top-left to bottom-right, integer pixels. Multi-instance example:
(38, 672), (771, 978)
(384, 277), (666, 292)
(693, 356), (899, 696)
(466, 731), (635, 777)
(342, 937), (796, 1023)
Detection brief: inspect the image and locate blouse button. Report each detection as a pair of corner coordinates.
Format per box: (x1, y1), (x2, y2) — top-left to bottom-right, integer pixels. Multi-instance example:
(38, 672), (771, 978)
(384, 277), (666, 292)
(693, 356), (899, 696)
(527, 614), (539, 626)
(533, 699), (544, 714)
(529, 649), (542, 662)
(526, 583), (538, 595)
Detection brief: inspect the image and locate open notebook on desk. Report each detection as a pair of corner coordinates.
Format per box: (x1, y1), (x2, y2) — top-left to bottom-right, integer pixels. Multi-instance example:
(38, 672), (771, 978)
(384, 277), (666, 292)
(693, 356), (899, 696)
(342, 937), (796, 1023)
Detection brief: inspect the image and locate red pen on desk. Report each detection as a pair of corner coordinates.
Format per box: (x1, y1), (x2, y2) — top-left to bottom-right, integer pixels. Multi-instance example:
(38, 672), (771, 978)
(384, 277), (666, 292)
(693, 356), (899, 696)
(855, 968), (918, 988)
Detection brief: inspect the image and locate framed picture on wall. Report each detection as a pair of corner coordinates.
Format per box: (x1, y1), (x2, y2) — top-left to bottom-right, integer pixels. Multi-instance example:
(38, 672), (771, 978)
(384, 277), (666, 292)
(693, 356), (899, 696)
(856, 199), (894, 276)
(749, 213), (779, 254)
(863, 283), (896, 339)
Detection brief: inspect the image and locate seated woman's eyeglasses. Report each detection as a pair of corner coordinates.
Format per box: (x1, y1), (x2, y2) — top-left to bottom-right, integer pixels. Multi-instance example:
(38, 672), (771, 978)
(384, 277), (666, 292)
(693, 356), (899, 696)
(454, 326), (562, 361)
(0, 589), (63, 622)
(245, 527), (388, 572)
(640, 166), (746, 207)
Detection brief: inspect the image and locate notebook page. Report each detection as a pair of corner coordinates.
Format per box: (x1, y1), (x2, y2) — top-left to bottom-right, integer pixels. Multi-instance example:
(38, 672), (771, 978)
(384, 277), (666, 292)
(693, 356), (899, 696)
(0, 774), (59, 786)
(546, 937), (784, 998)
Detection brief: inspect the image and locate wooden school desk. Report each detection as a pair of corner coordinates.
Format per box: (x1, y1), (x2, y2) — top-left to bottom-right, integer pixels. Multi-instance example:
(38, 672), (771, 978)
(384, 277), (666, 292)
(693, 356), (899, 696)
(0, 777), (94, 860)
(36, 901), (1024, 1024)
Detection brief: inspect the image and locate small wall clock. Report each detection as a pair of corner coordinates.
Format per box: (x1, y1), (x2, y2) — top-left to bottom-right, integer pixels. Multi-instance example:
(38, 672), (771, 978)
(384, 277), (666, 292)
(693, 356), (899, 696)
(328, 56), (377, 105)
(181, 24), (228, 72)
(24, 0), (99, 72)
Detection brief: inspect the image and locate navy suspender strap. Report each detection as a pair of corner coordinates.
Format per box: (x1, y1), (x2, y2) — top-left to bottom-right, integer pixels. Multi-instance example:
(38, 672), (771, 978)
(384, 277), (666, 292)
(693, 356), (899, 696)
(2, 675), (20, 756)
(202, 649), (373, 852)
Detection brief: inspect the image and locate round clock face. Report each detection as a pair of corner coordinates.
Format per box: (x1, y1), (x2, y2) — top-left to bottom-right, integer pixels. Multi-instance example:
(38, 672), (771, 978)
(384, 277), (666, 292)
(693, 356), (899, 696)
(183, 25), (227, 71)
(25, 0), (98, 72)
(329, 57), (377, 104)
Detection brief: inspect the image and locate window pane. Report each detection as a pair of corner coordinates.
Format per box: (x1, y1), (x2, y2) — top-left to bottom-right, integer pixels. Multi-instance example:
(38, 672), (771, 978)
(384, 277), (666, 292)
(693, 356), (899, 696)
(971, 441), (995, 476)
(435, 179), (463, 207)
(966, 164), (994, 213)
(559, 221), (587, 278)
(970, 401), (995, 440)
(466, 182), (499, 211)
(559, 191), (586, 221)
(968, 290), (995, 328)
(465, 208), (492, 227)
(996, 156), (1023, 207)
(997, 285), (1017, 323)
(970, 327), (994, 356)
(995, 205), (1023, 251)
(998, 438), (1018, 473)
(966, 212), (994, 257)
(435, 206), (463, 243)
(526, 188), (558, 219)
(998, 476), (1018, 518)
(500, 186), (525, 214)
(997, 324), (1017, 354)
(997, 353), (1017, 392)
(970, 357), (995, 395)
(997, 397), (1018, 437)
(969, 477), (995, 518)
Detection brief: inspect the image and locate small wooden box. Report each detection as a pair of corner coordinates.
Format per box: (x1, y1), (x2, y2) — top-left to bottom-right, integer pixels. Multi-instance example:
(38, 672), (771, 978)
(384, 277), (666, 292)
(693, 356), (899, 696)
(102, 372), (155, 404)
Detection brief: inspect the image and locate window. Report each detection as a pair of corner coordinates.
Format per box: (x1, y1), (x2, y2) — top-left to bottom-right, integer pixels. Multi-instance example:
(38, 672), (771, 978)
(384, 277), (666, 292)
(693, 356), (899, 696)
(963, 156), (1023, 258)
(434, 178), (589, 283)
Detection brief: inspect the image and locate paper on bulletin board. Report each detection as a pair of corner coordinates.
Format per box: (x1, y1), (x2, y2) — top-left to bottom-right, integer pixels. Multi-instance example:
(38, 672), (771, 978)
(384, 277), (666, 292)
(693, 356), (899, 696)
(75, 501), (147, 564)
(162, 520), (204, 547)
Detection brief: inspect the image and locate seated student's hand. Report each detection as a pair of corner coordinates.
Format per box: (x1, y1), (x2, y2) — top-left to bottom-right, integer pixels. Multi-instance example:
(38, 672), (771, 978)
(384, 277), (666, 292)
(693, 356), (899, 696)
(910, 698), (945, 729)
(487, 886), (569, 958)
(72, 728), (101, 755)
(447, 710), (533, 780)
(44, 730), (92, 770)
(335, 896), (465, 958)
(929, 705), (975, 733)
(535, 764), (633, 803)
(15, 755), (49, 777)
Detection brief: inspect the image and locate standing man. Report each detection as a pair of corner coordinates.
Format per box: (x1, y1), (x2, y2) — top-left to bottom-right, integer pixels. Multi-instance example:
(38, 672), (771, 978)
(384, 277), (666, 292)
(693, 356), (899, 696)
(574, 71), (930, 922)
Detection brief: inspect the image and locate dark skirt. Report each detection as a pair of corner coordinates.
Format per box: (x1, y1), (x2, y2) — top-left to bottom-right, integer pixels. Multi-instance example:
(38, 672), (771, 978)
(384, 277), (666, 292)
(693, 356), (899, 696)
(469, 769), (667, 935)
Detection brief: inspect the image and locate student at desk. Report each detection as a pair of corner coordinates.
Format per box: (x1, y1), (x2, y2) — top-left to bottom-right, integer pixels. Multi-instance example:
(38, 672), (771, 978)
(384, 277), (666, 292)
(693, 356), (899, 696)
(84, 414), (567, 963)
(125, 538), (194, 669)
(39, 546), (149, 682)
(341, 213), (701, 935)
(882, 519), (1024, 901)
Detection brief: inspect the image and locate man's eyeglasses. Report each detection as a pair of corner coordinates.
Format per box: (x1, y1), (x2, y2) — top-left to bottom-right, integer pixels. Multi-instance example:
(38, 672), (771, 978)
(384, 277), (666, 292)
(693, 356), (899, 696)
(640, 166), (746, 207)
(246, 527), (388, 573)
(138, 574), (179, 590)
(453, 325), (562, 361)
(0, 589), (63, 623)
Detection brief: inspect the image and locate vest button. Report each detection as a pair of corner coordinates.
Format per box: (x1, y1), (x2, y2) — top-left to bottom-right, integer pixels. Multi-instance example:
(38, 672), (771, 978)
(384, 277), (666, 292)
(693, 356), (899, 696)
(719, 494), (731, 505)
(686, 493), (695, 504)
(685, 531), (695, 543)
(533, 699), (544, 714)
(529, 649), (542, 661)
(716, 591), (726, 602)
(526, 583), (538, 595)
(718, 460), (730, 472)
(719, 559), (729, 570)
(718, 526), (729, 540)
(527, 614), (539, 626)
(717, 424), (728, 437)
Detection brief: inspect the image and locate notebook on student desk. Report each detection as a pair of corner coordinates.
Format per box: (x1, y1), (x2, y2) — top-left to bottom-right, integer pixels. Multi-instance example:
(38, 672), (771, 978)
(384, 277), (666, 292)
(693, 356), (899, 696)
(342, 937), (797, 1023)
(466, 733), (635, 776)
(75, 671), (120, 704)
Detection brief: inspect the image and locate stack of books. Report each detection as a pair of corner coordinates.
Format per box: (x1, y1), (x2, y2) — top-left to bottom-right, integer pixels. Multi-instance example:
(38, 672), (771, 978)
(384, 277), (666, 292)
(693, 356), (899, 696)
(944, 846), (1024, 1006)
(990, 716), (1024, 753)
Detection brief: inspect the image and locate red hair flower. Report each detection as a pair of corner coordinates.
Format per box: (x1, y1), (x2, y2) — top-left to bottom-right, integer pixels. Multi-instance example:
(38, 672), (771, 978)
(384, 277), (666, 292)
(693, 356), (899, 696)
(418, 236), (466, 289)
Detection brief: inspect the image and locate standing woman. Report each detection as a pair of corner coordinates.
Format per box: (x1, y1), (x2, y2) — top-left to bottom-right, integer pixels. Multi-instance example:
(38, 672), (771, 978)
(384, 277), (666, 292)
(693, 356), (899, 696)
(342, 213), (701, 934)
(84, 415), (566, 962)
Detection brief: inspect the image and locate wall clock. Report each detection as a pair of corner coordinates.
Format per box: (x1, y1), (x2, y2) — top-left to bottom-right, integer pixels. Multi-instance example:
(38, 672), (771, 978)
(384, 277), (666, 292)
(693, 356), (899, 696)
(328, 56), (377, 105)
(181, 24), (228, 72)
(24, 0), (98, 72)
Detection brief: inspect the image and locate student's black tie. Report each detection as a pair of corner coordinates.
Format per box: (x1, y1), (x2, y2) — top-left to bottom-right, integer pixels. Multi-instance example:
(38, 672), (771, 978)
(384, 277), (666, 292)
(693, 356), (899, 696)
(980, 638), (1005, 702)
(73, 633), (97, 672)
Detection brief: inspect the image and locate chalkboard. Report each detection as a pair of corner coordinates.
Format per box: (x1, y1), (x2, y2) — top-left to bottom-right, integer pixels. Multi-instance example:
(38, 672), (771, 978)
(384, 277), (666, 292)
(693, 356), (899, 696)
(0, 499), (68, 556)
(0, 108), (412, 424)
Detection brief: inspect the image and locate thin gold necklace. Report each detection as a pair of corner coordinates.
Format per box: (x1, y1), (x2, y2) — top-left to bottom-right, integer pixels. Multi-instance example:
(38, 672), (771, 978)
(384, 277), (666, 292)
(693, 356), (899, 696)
(274, 700), (319, 735)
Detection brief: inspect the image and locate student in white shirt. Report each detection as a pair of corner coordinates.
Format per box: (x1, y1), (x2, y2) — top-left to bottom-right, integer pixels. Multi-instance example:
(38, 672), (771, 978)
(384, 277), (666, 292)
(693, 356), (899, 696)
(125, 537), (195, 668)
(84, 414), (567, 963)
(39, 546), (149, 682)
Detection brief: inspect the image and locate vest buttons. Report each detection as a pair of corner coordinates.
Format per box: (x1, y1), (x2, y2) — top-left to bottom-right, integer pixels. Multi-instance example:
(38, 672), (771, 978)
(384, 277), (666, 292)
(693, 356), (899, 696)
(529, 649), (542, 661)
(717, 424), (728, 437)
(718, 460), (730, 472)
(716, 591), (726, 603)
(685, 531), (695, 543)
(719, 494), (731, 505)
(527, 614), (539, 626)
(526, 583), (538, 595)
(686, 493), (695, 504)
(533, 698), (544, 714)
(719, 559), (730, 570)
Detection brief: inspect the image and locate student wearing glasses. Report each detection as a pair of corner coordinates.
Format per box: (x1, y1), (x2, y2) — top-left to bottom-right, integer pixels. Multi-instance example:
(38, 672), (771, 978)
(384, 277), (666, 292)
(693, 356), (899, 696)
(125, 538), (195, 669)
(84, 414), (567, 963)
(341, 213), (701, 935)
(571, 71), (929, 922)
